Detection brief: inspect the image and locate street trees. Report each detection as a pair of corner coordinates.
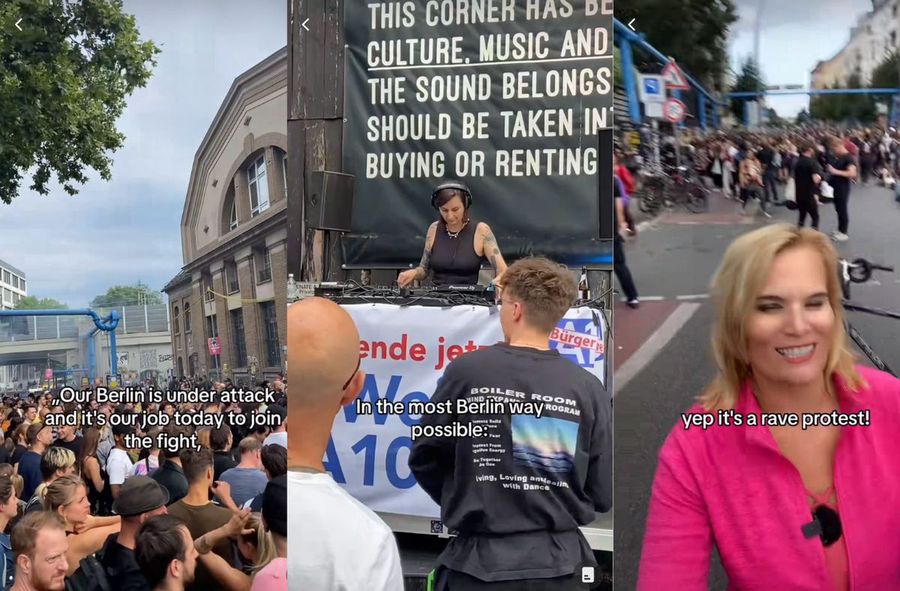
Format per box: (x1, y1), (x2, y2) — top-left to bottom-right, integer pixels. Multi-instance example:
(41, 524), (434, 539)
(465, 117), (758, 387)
(810, 73), (876, 124)
(729, 57), (764, 121)
(14, 296), (67, 310)
(90, 283), (161, 308)
(0, 0), (159, 204)
(615, 0), (737, 92)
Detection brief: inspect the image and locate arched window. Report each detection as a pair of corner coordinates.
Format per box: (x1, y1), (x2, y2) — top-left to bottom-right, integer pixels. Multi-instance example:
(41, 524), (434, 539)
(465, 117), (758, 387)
(222, 186), (237, 234)
(247, 153), (269, 216)
(184, 302), (192, 332)
(173, 306), (180, 334)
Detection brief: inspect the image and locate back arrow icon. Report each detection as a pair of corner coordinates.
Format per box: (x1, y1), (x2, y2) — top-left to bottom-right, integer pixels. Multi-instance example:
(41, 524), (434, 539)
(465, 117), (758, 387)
(15, 18), (22, 31)
(302, 18), (309, 31)
(628, 18), (636, 31)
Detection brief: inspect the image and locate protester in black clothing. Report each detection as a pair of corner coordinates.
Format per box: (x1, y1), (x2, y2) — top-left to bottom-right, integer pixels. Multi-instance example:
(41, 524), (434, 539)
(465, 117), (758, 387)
(826, 137), (858, 241)
(151, 427), (189, 505)
(614, 179), (639, 308)
(51, 424), (83, 459)
(410, 257), (612, 590)
(210, 427), (236, 481)
(793, 144), (824, 230)
(100, 476), (170, 591)
(757, 140), (779, 205)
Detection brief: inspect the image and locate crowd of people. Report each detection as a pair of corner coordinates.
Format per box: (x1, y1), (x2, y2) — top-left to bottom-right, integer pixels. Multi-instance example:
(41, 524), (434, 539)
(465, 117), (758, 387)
(618, 124), (900, 241)
(0, 378), (288, 591)
(291, 257), (613, 590)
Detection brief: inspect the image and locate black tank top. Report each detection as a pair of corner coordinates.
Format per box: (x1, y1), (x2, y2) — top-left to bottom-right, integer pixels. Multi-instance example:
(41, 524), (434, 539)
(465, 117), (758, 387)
(430, 220), (484, 285)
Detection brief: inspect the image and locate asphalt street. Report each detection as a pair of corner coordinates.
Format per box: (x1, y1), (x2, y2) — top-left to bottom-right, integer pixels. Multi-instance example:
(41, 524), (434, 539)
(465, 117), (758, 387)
(612, 179), (900, 589)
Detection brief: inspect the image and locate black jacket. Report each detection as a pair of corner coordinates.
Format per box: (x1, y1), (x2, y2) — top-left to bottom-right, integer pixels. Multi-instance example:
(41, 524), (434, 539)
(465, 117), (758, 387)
(409, 343), (612, 581)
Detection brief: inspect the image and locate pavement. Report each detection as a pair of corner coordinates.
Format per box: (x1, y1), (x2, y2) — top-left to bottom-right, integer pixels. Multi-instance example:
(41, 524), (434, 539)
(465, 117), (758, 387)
(613, 179), (900, 589)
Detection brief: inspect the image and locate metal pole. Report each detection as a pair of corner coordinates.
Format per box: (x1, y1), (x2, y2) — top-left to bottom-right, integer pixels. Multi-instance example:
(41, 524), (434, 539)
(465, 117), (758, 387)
(652, 119), (661, 167)
(699, 94), (707, 130)
(620, 40), (641, 124)
(754, 0), (765, 71)
(674, 122), (682, 168)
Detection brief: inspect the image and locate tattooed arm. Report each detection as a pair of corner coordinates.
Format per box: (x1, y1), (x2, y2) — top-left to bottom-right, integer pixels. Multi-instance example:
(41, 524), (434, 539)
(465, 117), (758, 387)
(398, 223), (437, 287)
(479, 223), (508, 285)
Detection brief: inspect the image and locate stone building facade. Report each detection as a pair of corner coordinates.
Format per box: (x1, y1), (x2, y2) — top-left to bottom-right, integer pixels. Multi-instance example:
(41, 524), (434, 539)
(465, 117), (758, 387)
(164, 48), (288, 385)
(811, 0), (899, 89)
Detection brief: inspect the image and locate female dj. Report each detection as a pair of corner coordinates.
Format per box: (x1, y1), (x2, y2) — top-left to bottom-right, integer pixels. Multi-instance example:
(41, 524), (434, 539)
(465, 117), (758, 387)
(397, 181), (508, 287)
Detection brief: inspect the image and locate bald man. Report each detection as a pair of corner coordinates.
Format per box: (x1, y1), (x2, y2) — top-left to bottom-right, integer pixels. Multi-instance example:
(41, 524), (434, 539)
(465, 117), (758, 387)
(287, 297), (403, 591)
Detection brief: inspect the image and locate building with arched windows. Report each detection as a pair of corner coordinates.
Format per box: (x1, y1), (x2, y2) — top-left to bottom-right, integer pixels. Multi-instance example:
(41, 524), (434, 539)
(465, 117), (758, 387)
(164, 48), (287, 385)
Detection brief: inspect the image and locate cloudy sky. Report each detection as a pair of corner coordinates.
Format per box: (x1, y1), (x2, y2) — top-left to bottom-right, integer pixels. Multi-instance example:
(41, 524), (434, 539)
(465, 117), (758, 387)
(1, 0), (285, 307)
(729, 0), (872, 117)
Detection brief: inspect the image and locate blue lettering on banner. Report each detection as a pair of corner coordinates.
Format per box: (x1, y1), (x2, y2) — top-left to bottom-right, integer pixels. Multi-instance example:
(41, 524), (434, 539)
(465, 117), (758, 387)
(326, 433), (417, 490)
(386, 437), (416, 489)
(352, 434), (377, 486)
(551, 317), (605, 370)
(343, 374), (433, 427)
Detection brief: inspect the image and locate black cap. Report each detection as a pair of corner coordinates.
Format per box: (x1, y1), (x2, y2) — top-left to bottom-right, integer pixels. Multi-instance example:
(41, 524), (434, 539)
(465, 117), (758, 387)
(262, 474), (287, 537)
(112, 476), (169, 516)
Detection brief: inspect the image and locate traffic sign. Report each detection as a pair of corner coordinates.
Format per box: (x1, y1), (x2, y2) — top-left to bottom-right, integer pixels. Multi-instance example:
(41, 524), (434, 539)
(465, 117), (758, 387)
(661, 60), (690, 90)
(663, 98), (687, 123)
(645, 102), (664, 119)
(638, 74), (665, 104)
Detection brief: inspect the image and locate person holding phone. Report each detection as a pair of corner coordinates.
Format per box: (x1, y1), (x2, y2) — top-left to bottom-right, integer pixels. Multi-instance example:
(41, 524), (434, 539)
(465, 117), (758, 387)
(638, 224), (900, 590)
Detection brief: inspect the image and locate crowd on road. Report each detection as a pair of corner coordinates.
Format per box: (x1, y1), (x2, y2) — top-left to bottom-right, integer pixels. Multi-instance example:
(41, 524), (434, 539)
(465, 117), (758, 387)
(618, 124), (900, 241)
(0, 377), (288, 591)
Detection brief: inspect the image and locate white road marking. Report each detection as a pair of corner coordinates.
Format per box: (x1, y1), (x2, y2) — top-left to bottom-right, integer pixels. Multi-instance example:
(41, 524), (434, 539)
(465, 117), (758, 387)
(676, 294), (711, 300)
(614, 302), (702, 394)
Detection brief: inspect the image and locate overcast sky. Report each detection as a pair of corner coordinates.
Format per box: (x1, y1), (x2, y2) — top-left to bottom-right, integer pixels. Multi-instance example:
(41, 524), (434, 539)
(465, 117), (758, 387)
(1, 0), (285, 308)
(729, 0), (872, 117)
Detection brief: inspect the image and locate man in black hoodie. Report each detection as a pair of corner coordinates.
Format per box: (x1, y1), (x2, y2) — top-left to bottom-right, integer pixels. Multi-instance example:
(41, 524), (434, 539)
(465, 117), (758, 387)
(410, 257), (612, 589)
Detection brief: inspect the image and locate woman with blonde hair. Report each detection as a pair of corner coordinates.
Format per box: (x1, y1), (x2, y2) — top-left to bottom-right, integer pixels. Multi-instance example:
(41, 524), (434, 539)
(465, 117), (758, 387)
(23, 446), (76, 514)
(43, 474), (120, 576)
(639, 224), (900, 590)
(193, 510), (278, 591)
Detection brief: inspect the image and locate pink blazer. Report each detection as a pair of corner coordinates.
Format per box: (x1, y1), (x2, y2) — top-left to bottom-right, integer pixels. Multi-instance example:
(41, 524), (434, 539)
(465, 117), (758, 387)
(638, 366), (900, 590)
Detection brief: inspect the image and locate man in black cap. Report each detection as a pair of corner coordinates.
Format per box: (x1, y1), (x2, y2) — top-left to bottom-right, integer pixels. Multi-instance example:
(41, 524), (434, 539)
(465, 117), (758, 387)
(100, 475), (170, 591)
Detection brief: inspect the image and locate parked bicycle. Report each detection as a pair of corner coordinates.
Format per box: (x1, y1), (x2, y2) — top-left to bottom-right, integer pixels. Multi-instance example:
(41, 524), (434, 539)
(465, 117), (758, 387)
(840, 258), (897, 377)
(636, 166), (708, 215)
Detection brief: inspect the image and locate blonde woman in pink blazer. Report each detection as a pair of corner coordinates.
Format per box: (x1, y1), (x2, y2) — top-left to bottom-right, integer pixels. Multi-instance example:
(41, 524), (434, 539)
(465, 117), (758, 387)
(639, 224), (900, 590)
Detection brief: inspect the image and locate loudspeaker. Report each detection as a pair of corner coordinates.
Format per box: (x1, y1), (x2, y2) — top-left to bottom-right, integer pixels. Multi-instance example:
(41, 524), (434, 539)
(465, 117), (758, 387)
(308, 171), (355, 232)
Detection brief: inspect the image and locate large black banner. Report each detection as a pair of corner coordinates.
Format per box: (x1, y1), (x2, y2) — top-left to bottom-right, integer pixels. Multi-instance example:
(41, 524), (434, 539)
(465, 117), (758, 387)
(342, 0), (613, 267)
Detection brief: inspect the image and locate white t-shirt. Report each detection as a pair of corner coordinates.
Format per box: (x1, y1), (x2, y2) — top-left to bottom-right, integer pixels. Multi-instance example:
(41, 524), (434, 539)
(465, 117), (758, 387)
(263, 431), (287, 449)
(288, 471), (403, 591)
(107, 448), (134, 486)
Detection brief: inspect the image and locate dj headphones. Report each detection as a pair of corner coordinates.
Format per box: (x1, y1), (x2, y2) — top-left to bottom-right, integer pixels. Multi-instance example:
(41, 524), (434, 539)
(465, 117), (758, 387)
(431, 180), (473, 210)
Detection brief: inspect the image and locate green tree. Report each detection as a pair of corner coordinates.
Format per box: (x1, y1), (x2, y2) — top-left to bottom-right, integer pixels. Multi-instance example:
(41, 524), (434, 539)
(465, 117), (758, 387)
(615, 0), (738, 92)
(15, 296), (68, 310)
(810, 73), (876, 124)
(729, 57), (764, 121)
(0, 0), (159, 204)
(90, 282), (162, 308)
(870, 50), (899, 89)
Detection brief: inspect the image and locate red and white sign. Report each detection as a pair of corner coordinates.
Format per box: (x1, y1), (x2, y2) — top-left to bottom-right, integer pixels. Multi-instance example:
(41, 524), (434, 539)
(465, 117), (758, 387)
(44, 368), (53, 381)
(207, 337), (221, 356)
(661, 60), (690, 90)
(663, 98), (687, 123)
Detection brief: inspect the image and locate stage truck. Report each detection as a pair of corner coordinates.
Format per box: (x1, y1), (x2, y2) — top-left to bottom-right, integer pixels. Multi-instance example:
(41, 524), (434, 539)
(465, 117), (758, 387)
(291, 0), (614, 585)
